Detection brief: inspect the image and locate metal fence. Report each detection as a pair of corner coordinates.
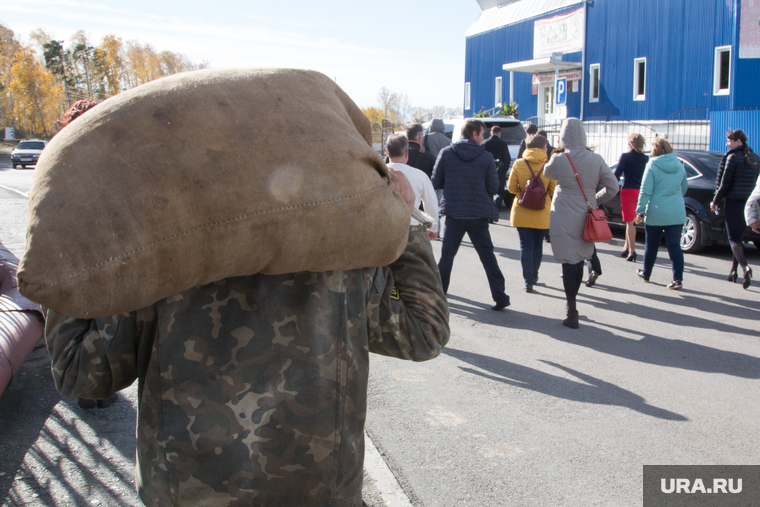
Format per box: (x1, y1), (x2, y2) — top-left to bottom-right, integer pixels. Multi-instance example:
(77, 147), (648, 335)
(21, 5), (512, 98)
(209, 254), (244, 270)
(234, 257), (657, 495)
(665, 107), (710, 151)
(583, 119), (660, 166)
(519, 111), (716, 165)
(372, 118), (395, 156)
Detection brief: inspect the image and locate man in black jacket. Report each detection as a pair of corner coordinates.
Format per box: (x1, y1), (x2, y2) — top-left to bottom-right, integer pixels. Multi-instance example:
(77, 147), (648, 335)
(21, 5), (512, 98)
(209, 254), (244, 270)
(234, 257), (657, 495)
(405, 123), (436, 179)
(481, 126), (511, 212)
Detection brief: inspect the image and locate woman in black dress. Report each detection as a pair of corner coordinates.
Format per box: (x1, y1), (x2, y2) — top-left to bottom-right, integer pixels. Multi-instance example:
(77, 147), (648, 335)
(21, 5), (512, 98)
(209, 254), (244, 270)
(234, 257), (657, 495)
(710, 130), (759, 289)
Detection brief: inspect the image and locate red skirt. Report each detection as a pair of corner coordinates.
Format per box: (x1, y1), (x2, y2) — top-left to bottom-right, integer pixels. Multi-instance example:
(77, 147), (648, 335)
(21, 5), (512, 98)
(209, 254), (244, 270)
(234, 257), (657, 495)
(620, 188), (640, 222)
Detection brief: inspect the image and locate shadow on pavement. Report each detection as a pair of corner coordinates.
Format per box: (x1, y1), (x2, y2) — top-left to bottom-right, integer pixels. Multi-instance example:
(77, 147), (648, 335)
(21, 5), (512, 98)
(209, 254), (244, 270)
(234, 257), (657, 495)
(445, 348), (688, 421)
(0, 345), (140, 506)
(446, 287), (760, 379)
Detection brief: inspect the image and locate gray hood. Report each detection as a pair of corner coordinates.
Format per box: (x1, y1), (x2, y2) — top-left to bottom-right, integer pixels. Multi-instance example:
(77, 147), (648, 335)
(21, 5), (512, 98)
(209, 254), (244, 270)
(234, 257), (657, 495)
(430, 119), (446, 134)
(559, 118), (587, 155)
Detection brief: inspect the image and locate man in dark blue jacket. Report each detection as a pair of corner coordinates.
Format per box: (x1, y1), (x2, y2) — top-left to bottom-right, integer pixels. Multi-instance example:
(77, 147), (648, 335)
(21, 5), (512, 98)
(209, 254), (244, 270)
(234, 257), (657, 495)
(432, 119), (510, 310)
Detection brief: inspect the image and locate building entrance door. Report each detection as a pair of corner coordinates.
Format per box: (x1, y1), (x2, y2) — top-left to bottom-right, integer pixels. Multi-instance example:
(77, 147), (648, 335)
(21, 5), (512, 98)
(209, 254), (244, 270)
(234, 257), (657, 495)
(538, 83), (556, 125)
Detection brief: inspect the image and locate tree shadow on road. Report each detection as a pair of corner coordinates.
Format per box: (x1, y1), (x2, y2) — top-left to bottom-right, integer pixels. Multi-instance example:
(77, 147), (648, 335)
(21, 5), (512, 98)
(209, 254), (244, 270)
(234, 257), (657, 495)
(444, 348), (688, 421)
(0, 346), (140, 506)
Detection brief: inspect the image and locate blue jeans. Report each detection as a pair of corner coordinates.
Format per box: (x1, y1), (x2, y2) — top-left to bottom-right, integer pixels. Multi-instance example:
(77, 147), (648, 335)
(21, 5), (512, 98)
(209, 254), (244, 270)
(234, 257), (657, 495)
(438, 217), (509, 305)
(517, 227), (546, 285)
(643, 224), (684, 282)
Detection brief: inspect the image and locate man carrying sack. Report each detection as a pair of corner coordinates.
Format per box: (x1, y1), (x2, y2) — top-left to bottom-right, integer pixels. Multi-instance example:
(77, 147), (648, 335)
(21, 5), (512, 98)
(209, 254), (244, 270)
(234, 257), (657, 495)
(25, 69), (450, 507)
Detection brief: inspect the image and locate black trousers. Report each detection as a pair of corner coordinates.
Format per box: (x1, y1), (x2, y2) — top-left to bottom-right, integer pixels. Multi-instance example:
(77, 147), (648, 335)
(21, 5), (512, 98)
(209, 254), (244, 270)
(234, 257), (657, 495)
(562, 261), (585, 312)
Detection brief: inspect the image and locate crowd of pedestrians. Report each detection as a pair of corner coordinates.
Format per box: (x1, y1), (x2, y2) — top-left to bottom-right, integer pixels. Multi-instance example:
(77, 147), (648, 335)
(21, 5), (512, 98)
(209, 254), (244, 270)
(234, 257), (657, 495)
(402, 117), (760, 330)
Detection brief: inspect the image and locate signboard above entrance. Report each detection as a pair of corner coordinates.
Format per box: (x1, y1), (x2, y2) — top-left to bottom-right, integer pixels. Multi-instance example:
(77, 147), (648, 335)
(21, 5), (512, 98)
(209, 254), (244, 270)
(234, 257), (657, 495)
(532, 70), (581, 84)
(533, 7), (585, 59)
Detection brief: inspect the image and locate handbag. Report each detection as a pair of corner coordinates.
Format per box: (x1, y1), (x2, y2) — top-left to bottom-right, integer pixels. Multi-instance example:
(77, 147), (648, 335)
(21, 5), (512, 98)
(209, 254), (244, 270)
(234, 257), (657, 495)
(567, 154), (613, 243)
(517, 160), (547, 210)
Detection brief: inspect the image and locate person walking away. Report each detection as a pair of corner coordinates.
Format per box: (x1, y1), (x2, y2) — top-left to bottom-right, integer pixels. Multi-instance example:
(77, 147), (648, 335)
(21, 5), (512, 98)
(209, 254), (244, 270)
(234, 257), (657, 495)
(386, 133), (439, 240)
(544, 118), (618, 329)
(537, 130), (555, 159)
(518, 123), (539, 159)
(426, 118), (453, 237)
(433, 119), (511, 310)
(614, 133), (649, 261)
(404, 122), (436, 179)
(710, 129), (759, 289)
(424, 118), (452, 159)
(482, 126), (512, 215)
(635, 138), (688, 290)
(507, 134), (555, 292)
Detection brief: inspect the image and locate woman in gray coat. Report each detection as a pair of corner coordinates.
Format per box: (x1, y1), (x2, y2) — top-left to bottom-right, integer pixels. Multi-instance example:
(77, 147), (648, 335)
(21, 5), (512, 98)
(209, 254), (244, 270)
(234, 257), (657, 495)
(545, 118), (618, 329)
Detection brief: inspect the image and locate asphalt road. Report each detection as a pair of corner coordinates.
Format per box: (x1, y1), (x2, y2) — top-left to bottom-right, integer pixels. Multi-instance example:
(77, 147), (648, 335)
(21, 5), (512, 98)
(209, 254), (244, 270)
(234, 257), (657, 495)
(367, 215), (760, 506)
(1, 158), (758, 506)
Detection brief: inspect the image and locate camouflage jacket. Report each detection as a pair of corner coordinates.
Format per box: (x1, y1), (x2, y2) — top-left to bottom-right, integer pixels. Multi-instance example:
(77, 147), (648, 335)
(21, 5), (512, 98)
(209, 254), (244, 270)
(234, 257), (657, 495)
(45, 226), (449, 507)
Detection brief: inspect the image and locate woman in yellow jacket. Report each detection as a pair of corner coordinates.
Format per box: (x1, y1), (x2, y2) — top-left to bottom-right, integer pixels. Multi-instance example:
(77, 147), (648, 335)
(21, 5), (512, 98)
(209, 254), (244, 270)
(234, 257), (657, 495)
(508, 134), (557, 292)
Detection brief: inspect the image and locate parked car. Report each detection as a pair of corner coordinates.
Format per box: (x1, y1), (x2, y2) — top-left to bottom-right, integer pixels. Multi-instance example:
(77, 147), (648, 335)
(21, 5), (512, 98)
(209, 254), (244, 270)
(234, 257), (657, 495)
(423, 117), (527, 168)
(606, 149), (760, 253)
(11, 139), (47, 169)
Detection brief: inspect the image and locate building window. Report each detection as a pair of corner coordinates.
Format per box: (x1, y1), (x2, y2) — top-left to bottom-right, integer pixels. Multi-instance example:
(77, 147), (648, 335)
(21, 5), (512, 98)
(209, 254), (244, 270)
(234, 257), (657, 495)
(495, 76), (502, 106)
(589, 64), (600, 103)
(633, 58), (646, 101)
(465, 82), (471, 110)
(714, 46), (731, 96)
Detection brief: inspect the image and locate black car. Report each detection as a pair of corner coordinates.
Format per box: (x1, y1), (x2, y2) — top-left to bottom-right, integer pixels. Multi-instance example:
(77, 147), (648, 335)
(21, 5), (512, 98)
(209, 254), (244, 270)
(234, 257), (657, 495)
(606, 150), (760, 253)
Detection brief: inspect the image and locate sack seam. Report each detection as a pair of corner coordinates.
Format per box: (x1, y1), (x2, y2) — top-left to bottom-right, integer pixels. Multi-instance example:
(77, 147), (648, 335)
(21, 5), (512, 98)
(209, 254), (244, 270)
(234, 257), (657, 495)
(36, 183), (390, 287)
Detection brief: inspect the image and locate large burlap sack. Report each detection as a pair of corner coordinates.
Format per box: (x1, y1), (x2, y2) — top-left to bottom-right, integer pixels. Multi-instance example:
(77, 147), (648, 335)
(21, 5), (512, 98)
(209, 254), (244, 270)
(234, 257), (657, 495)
(18, 68), (410, 319)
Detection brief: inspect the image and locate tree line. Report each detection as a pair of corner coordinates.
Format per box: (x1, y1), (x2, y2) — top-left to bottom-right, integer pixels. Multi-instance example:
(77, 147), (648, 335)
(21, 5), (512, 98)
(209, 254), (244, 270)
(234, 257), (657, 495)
(0, 24), (207, 139)
(362, 86), (461, 130)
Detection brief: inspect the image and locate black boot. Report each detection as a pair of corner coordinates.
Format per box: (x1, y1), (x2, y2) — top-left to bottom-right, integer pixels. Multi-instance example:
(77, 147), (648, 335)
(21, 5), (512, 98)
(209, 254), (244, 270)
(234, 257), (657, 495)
(563, 303), (579, 329)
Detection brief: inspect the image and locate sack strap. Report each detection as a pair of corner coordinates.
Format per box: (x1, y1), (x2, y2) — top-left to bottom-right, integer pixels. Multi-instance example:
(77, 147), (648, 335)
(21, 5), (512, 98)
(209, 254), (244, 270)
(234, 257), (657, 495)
(566, 154), (592, 209)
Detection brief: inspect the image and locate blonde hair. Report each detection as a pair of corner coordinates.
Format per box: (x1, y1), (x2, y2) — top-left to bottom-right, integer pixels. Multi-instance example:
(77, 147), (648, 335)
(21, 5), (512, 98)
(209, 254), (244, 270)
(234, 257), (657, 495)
(651, 137), (673, 157)
(628, 133), (645, 153)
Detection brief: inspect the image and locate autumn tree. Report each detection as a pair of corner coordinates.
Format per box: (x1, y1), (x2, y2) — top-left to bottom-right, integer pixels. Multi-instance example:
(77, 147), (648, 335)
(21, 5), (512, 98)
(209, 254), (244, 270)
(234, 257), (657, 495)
(93, 34), (124, 98)
(361, 107), (384, 127)
(8, 46), (64, 137)
(0, 24), (22, 128)
(376, 87), (410, 128)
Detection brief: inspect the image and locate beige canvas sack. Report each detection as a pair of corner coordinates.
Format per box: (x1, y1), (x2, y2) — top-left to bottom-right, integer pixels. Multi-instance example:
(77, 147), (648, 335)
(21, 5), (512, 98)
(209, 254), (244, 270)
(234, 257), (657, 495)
(18, 68), (410, 318)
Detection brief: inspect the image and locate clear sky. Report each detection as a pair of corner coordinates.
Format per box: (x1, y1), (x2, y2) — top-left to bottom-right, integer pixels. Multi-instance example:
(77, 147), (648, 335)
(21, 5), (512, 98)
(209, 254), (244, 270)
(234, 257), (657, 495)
(0, 0), (484, 110)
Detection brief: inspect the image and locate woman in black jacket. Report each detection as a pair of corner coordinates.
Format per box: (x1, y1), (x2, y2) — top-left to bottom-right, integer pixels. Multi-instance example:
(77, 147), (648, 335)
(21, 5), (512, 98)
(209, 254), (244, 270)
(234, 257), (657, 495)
(710, 130), (759, 289)
(614, 133), (648, 261)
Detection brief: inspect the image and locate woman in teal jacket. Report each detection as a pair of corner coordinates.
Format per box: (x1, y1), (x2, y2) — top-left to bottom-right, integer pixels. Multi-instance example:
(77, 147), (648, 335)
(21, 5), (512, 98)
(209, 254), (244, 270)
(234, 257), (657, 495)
(635, 138), (689, 289)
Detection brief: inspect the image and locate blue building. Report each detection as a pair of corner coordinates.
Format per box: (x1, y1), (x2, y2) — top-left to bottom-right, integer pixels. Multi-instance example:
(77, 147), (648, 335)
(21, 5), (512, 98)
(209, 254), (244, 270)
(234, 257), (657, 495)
(465, 0), (760, 148)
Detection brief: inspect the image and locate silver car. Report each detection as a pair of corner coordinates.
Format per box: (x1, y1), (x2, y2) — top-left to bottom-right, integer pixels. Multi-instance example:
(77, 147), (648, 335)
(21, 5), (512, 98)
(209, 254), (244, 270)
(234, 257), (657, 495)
(11, 139), (48, 169)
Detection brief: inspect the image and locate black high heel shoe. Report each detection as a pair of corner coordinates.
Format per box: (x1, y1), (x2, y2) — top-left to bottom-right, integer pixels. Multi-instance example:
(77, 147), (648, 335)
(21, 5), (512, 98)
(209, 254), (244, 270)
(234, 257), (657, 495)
(620, 248), (629, 258)
(727, 271), (738, 283)
(743, 267), (753, 290)
(626, 252), (637, 262)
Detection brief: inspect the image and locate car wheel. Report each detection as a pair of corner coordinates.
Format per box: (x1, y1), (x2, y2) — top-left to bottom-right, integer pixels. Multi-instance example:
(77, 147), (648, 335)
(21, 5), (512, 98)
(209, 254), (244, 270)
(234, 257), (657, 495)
(681, 212), (705, 253)
(20, 164), (25, 169)
(753, 240), (760, 250)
